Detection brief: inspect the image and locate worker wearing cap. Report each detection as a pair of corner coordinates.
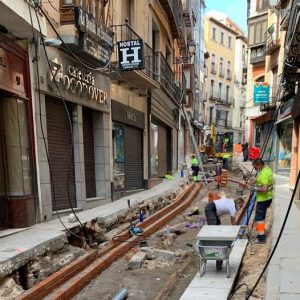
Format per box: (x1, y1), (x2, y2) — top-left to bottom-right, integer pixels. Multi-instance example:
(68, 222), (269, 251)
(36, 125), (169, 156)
(191, 154), (199, 182)
(204, 194), (243, 270)
(251, 158), (273, 244)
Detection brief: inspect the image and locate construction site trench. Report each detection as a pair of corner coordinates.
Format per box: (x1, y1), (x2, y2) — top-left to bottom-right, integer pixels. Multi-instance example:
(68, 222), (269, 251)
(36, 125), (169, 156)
(1, 164), (272, 300)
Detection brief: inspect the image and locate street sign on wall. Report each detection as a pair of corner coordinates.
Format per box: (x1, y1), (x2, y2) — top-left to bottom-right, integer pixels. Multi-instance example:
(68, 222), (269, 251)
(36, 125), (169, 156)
(118, 39), (144, 71)
(253, 82), (270, 104)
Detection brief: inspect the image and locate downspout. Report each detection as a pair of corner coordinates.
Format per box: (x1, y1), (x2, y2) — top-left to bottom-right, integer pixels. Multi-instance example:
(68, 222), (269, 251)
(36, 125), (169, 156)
(147, 89), (152, 186)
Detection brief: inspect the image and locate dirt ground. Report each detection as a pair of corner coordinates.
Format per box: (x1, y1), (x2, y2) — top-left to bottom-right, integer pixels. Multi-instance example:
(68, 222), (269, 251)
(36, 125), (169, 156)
(73, 168), (247, 300)
(230, 203), (273, 300)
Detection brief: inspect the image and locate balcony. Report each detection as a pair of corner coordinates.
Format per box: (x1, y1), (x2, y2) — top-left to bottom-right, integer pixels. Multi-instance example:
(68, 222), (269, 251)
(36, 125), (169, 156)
(110, 24), (159, 90)
(182, 0), (192, 27)
(216, 119), (232, 129)
(250, 46), (266, 64)
(280, 8), (290, 31)
(226, 70), (232, 80)
(265, 24), (280, 55)
(219, 68), (225, 77)
(216, 96), (233, 106)
(0, 0), (46, 38)
(159, 0), (182, 39)
(211, 65), (217, 74)
(160, 53), (181, 102)
(260, 102), (276, 112)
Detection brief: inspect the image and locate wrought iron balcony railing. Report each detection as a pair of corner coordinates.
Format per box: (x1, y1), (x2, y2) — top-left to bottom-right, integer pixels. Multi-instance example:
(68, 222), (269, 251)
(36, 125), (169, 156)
(159, 0), (182, 38)
(112, 24), (159, 82)
(160, 53), (182, 102)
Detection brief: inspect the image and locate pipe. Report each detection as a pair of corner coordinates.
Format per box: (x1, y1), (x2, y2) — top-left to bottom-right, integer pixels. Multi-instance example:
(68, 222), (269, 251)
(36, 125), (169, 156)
(112, 288), (128, 300)
(239, 192), (256, 237)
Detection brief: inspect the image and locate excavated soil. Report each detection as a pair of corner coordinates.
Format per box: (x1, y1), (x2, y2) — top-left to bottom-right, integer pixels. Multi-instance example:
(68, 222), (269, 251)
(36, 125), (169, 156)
(73, 170), (246, 300)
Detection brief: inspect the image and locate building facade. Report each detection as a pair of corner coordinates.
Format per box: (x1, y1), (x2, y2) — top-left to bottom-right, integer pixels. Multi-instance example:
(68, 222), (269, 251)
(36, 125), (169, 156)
(204, 12), (241, 136)
(0, 0), (46, 229)
(246, 0), (269, 147)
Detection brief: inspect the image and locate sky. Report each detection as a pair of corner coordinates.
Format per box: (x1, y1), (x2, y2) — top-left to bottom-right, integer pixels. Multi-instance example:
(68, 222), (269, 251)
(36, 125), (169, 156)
(205, 0), (248, 35)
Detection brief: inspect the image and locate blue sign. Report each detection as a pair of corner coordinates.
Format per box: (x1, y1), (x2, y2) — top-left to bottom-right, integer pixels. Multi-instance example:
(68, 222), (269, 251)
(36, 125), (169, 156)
(253, 82), (270, 104)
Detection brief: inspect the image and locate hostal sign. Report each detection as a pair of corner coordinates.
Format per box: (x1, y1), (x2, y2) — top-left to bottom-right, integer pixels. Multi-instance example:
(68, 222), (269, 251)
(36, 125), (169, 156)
(118, 39), (144, 71)
(49, 59), (107, 105)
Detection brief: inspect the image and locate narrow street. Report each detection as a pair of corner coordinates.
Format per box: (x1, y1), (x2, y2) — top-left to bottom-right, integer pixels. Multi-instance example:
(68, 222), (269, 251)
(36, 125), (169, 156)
(1, 0), (300, 299)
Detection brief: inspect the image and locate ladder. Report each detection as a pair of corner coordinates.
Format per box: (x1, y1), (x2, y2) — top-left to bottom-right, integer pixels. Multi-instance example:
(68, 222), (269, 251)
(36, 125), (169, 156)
(181, 105), (208, 185)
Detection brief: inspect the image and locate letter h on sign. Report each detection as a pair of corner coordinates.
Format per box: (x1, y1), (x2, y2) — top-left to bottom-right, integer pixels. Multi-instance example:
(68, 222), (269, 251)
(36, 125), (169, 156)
(118, 39), (144, 71)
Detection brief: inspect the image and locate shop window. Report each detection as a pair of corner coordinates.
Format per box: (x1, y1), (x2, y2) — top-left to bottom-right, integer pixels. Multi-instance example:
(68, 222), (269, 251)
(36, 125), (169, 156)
(150, 123), (159, 175)
(277, 122), (293, 170)
(0, 97), (32, 196)
(113, 123), (125, 189)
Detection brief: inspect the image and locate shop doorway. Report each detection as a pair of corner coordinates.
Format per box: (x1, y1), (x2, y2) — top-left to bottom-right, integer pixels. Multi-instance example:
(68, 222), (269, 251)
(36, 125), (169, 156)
(0, 95), (34, 229)
(46, 98), (76, 210)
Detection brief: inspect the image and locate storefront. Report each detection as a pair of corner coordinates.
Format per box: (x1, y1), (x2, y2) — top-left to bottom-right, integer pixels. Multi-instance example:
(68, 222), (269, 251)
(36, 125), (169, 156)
(275, 98), (294, 174)
(150, 90), (178, 182)
(112, 101), (144, 199)
(0, 35), (35, 229)
(36, 48), (111, 220)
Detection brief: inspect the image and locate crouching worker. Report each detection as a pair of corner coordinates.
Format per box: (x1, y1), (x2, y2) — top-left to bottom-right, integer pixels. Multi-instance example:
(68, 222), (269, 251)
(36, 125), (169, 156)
(204, 194), (243, 270)
(191, 154), (200, 182)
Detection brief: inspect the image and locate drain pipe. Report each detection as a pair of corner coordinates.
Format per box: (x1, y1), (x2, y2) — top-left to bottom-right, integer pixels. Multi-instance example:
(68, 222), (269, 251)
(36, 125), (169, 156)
(112, 288), (128, 300)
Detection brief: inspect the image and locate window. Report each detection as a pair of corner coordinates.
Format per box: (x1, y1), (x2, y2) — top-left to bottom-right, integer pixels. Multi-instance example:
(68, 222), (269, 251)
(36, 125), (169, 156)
(257, 0), (269, 11)
(212, 27), (216, 40)
(227, 61), (231, 78)
(150, 123), (159, 175)
(226, 86), (230, 101)
(0, 97), (33, 197)
(113, 123), (125, 189)
(248, 20), (268, 45)
(228, 36), (232, 48)
(211, 54), (216, 72)
(218, 82), (222, 98)
(219, 58), (224, 75)
(221, 32), (224, 44)
(242, 45), (246, 62)
(210, 80), (215, 96)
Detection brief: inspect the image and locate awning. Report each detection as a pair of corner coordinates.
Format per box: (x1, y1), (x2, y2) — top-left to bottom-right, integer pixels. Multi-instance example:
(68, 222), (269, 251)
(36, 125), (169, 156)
(275, 114), (292, 125)
(253, 112), (271, 125)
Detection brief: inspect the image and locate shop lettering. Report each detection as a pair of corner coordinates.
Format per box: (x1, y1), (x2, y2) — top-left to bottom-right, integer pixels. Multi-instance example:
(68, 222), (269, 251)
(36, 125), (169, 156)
(126, 111), (136, 121)
(49, 61), (107, 105)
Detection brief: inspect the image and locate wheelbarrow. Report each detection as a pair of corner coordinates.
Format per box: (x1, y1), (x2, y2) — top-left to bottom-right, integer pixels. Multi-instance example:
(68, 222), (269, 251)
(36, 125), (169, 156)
(187, 239), (234, 278)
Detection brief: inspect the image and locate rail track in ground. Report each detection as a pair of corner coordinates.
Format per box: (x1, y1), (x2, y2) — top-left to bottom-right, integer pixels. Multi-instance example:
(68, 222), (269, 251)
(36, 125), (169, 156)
(17, 182), (202, 300)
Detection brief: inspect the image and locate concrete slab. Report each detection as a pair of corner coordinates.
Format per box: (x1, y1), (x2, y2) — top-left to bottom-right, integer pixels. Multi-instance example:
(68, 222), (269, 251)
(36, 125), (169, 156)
(180, 239), (248, 300)
(197, 225), (241, 241)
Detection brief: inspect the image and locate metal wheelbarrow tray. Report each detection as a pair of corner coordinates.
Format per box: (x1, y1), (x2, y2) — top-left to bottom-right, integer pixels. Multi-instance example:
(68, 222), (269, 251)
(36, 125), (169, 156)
(197, 239), (234, 277)
(195, 225), (241, 278)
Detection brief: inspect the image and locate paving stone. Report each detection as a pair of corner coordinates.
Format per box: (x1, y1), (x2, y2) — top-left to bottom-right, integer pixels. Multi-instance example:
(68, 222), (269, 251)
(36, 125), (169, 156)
(127, 251), (147, 270)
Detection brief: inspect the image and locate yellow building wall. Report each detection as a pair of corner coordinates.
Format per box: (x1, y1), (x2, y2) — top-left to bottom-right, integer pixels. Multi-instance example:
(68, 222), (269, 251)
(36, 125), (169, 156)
(204, 17), (236, 125)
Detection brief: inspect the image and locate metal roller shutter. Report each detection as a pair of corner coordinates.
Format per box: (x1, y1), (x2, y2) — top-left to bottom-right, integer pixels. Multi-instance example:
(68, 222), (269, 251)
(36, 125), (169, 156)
(124, 125), (144, 190)
(83, 108), (96, 198)
(46, 98), (76, 210)
(157, 125), (168, 177)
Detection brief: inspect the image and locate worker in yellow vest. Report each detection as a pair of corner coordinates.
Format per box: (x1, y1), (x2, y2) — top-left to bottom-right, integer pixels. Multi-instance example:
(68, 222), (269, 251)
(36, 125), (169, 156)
(251, 158), (273, 244)
(191, 154), (199, 182)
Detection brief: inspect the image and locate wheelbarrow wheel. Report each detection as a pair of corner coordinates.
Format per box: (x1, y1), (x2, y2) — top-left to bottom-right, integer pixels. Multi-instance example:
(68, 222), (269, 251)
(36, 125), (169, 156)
(226, 260), (230, 278)
(200, 260), (206, 277)
(216, 260), (223, 270)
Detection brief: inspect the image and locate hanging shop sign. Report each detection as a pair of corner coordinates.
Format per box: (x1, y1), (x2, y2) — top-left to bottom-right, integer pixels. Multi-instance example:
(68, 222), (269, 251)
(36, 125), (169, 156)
(253, 82), (270, 104)
(48, 58), (108, 105)
(118, 39), (144, 71)
(74, 6), (114, 67)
